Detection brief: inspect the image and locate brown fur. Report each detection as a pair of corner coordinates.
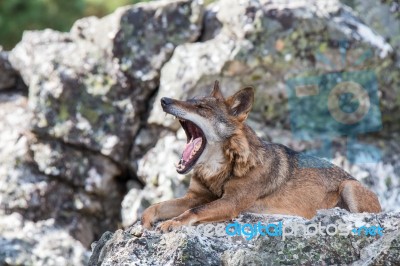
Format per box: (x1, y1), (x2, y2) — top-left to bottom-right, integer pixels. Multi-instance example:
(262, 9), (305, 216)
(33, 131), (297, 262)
(141, 81), (382, 232)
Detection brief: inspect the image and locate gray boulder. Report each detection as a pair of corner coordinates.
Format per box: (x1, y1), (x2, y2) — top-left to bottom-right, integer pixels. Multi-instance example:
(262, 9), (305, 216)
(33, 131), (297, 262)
(9, 0), (204, 162)
(0, 0), (203, 256)
(89, 209), (400, 265)
(1, 0), (204, 262)
(0, 93), (91, 260)
(0, 92), (120, 247)
(148, 0), (395, 131)
(0, 212), (89, 266)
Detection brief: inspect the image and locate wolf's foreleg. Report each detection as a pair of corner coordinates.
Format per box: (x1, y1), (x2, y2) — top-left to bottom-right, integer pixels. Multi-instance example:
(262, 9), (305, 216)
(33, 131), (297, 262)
(158, 178), (262, 232)
(141, 192), (211, 229)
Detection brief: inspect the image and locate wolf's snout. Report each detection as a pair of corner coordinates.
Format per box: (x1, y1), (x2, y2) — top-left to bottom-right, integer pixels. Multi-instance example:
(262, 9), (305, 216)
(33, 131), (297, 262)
(161, 97), (174, 107)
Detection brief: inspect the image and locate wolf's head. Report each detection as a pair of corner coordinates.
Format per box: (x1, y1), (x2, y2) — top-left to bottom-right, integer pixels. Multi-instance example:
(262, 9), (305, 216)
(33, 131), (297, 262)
(161, 81), (254, 174)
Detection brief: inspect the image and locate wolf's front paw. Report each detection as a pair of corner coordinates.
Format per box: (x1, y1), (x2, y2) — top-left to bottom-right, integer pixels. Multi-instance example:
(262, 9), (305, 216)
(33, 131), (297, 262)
(157, 219), (182, 233)
(141, 205), (158, 230)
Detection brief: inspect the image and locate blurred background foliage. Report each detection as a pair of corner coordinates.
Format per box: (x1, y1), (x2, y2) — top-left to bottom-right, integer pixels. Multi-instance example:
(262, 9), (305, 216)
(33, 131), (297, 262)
(0, 0), (152, 50)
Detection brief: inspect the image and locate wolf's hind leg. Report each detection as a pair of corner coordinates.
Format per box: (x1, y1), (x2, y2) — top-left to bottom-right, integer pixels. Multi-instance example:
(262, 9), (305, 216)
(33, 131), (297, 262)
(339, 180), (381, 213)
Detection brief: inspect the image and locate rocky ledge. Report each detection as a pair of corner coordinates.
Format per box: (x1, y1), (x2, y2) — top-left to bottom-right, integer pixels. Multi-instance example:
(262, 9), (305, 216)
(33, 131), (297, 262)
(89, 209), (400, 265)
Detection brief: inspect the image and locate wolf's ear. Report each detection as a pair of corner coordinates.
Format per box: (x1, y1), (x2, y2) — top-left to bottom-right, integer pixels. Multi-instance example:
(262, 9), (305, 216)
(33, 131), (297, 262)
(226, 87), (254, 122)
(210, 80), (224, 100)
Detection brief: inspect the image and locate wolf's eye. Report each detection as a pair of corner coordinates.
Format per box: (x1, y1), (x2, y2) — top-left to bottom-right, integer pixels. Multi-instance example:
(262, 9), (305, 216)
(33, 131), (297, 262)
(196, 104), (209, 110)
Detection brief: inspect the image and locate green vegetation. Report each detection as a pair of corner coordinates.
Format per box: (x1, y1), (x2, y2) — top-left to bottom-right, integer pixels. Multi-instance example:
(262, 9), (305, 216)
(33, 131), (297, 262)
(0, 0), (151, 50)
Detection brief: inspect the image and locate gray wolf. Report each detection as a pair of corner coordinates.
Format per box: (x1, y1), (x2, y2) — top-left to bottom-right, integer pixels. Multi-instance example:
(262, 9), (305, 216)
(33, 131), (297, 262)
(141, 81), (381, 232)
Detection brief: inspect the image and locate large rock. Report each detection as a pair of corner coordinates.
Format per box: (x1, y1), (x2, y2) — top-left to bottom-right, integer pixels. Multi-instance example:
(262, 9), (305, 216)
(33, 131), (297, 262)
(148, 0), (395, 131)
(89, 209), (400, 265)
(0, 92), (122, 247)
(9, 0), (204, 162)
(0, 212), (89, 266)
(0, 93), (92, 262)
(2, 0), (204, 253)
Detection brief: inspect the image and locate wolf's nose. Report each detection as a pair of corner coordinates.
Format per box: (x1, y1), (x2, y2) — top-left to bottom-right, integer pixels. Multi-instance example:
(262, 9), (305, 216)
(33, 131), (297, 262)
(161, 97), (174, 106)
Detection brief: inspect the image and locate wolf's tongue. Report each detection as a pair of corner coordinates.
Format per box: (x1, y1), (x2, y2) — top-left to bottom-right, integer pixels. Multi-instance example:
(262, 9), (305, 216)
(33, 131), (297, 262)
(182, 137), (202, 162)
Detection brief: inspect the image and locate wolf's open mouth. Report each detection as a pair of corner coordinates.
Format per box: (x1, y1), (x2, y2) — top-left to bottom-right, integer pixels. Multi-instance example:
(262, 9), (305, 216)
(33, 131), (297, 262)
(175, 118), (207, 174)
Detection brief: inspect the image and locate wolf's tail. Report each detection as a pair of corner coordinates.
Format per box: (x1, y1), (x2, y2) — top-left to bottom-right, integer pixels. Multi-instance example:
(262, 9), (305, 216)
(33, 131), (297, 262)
(338, 180), (382, 213)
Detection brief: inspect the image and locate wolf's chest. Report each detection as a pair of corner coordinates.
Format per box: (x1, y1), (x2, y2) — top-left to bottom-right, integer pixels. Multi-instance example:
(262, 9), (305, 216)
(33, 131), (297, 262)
(196, 172), (229, 197)
(195, 165), (231, 197)
(194, 144), (230, 196)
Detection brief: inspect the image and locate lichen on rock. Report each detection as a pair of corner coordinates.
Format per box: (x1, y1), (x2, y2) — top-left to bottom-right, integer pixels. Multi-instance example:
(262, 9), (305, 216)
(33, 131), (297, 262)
(89, 209), (400, 265)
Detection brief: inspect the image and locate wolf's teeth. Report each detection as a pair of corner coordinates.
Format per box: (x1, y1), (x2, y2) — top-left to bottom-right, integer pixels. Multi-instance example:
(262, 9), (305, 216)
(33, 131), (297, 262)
(175, 162), (184, 170)
(193, 143), (201, 152)
(174, 116), (177, 120)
